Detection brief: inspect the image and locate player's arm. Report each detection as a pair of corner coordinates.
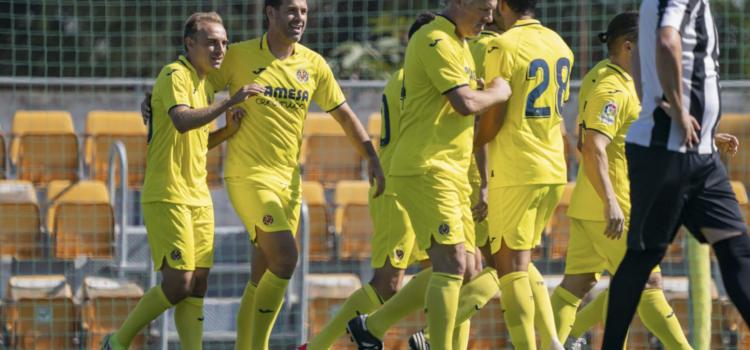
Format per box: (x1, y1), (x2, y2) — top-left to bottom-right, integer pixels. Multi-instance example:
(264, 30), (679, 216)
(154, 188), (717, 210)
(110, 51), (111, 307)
(581, 130), (625, 240)
(169, 84), (265, 134)
(473, 99), (507, 153)
(472, 115), (489, 222)
(445, 77), (511, 117)
(207, 108), (243, 150)
(328, 103), (386, 198)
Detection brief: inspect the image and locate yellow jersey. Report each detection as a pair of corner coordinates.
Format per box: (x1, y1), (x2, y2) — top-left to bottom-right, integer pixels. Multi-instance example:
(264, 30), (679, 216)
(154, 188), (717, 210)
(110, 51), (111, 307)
(567, 63), (641, 221)
(378, 69), (403, 196)
(466, 30), (498, 185)
(207, 33), (346, 186)
(484, 19), (574, 188)
(578, 59), (611, 119)
(142, 56), (214, 206)
(390, 15), (478, 180)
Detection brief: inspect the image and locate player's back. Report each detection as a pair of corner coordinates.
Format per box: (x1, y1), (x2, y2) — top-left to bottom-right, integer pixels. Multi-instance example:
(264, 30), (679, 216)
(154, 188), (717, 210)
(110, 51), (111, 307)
(484, 20), (574, 188)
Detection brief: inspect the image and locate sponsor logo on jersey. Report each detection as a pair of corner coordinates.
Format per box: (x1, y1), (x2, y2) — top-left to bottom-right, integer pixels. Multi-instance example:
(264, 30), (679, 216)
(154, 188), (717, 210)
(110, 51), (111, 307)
(438, 223), (450, 235)
(263, 215), (274, 225)
(170, 249), (182, 261)
(253, 68), (266, 74)
(296, 69), (309, 83)
(263, 86), (310, 102)
(429, 39), (442, 47)
(599, 101), (618, 125)
(395, 249), (405, 261)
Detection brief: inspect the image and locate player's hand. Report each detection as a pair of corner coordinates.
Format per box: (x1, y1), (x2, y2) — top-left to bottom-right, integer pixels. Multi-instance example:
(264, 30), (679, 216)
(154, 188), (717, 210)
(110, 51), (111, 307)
(368, 158), (386, 199)
(230, 83), (266, 104)
(141, 92), (152, 125)
(476, 78), (486, 90)
(487, 77), (511, 102)
(655, 97), (700, 148)
(225, 107), (244, 135)
(603, 202), (626, 240)
(471, 181), (489, 222)
(715, 133), (739, 156)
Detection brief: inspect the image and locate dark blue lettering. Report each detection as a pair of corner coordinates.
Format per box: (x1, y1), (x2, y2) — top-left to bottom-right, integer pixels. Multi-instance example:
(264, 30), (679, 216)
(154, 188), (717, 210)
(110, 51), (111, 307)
(274, 87), (287, 99)
(302, 91), (309, 102)
(288, 89), (296, 100)
(264, 86), (272, 97)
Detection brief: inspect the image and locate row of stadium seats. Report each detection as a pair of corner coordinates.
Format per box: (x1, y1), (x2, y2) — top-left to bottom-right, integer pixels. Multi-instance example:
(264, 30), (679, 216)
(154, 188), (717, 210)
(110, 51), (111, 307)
(0, 180), (113, 261)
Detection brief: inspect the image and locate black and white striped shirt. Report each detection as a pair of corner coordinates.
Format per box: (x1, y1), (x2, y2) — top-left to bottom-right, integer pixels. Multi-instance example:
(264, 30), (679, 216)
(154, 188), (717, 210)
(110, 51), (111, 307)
(625, 0), (721, 154)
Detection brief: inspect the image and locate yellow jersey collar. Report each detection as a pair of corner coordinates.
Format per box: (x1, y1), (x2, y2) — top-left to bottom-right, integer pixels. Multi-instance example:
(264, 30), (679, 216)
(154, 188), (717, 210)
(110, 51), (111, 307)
(511, 19), (542, 29)
(606, 63), (631, 81)
(435, 14), (458, 32)
(260, 33), (297, 55)
(176, 55), (197, 73)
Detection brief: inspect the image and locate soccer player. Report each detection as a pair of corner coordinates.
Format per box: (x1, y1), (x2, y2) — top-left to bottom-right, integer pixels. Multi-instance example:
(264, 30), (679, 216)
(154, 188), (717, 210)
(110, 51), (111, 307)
(548, 12), (693, 350)
(346, 0), (512, 349)
(296, 12), (438, 350)
(472, 0), (574, 348)
(603, 0), (750, 347)
(102, 12), (265, 350)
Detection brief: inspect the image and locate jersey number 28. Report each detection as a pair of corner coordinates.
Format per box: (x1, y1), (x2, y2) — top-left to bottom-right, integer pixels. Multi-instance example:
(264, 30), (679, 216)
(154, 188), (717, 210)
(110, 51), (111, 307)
(525, 57), (571, 118)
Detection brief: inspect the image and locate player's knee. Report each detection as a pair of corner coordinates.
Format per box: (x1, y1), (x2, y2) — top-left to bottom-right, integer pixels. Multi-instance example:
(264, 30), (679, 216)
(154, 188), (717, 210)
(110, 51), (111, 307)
(162, 276), (194, 304)
(560, 274), (597, 299)
(271, 248), (298, 277)
(644, 272), (663, 290)
(370, 279), (399, 301)
(191, 269), (211, 297)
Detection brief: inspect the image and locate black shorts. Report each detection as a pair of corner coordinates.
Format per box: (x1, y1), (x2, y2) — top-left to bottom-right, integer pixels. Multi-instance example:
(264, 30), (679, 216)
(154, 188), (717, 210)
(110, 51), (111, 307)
(626, 143), (747, 251)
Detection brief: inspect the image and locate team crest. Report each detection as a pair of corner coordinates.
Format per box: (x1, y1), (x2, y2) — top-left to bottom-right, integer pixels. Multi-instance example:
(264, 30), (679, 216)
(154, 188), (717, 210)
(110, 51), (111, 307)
(395, 249), (405, 261)
(296, 69), (309, 83)
(438, 223), (450, 235)
(170, 249), (182, 261)
(599, 101), (618, 125)
(263, 215), (274, 225)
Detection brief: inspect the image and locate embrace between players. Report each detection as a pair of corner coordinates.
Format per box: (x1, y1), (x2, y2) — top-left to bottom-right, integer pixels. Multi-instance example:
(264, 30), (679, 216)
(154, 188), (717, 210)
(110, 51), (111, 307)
(101, 0), (750, 350)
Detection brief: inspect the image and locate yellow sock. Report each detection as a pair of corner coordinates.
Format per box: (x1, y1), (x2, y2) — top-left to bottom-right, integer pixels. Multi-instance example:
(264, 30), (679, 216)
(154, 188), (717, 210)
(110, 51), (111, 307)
(251, 272), (290, 350)
(550, 286), (581, 341)
(366, 268), (432, 339)
(452, 319), (471, 350)
(234, 281), (257, 350)
(308, 283), (382, 349)
(570, 289), (606, 338)
(499, 272), (536, 350)
(637, 289), (692, 350)
(528, 263), (559, 349)
(424, 272), (462, 350)
(116, 285), (174, 347)
(174, 296), (204, 350)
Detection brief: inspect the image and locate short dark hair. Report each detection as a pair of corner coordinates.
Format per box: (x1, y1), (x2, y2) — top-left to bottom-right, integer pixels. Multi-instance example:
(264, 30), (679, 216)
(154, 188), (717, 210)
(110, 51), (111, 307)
(265, 0), (283, 23)
(184, 12), (224, 52)
(597, 11), (639, 55)
(408, 12), (437, 40)
(504, 0), (537, 15)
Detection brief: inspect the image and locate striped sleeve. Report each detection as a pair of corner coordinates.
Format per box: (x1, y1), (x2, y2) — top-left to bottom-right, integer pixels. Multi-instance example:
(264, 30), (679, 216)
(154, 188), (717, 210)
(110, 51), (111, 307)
(659, 0), (690, 31)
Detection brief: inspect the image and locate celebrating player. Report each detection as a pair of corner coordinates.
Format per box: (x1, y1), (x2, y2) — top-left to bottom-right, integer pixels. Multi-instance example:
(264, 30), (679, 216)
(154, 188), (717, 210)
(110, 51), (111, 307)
(297, 12), (438, 350)
(346, 0), (512, 349)
(471, 0), (574, 348)
(102, 12), (265, 350)
(603, 0), (750, 347)
(547, 12), (693, 350)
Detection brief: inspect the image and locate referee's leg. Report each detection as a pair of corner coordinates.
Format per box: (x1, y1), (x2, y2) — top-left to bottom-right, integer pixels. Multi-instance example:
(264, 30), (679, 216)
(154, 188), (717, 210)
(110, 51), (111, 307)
(704, 229), (750, 324)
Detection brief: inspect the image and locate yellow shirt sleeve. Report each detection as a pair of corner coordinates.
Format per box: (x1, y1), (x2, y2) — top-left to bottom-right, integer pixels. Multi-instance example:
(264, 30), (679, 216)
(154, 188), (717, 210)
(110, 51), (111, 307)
(582, 88), (627, 140)
(421, 34), (471, 94)
(484, 37), (515, 84)
(563, 49), (575, 102)
(312, 57), (346, 112)
(160, 68), (192, 113)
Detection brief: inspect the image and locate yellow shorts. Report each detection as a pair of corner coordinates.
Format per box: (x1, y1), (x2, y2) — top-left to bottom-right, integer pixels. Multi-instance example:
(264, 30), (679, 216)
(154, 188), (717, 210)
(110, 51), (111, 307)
(490, 184), (564, 253)
(470, 181), (490, 247)
(226, 177), (301, 246)
(369, 190), (417, 270)
(565, 218), (661, 278)
(142, 202), (215, 271)
(392, 170), (475, 254)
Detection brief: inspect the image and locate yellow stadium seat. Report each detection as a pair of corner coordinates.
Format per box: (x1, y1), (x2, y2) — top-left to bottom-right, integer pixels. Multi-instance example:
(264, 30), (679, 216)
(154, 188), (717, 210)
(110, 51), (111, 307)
(717, 114), (750, 184)
(298, 181), (332, 261)
(548, 182), (575, 261)
(334, 181), (373, 260)
(84, 111), (148, 188)
(367, 113), (382, 153)
(0, 126), (6, 179)
(0, 180), (41, 259)
(206, 119), (224, 189)
(11, 111), (78, 186)
(81, 277), (147, 350)
(306, 274), (362, 349)
(46, 180), (114, 260)
(4, 275), (78, 350)
(302, 113), (362, 187)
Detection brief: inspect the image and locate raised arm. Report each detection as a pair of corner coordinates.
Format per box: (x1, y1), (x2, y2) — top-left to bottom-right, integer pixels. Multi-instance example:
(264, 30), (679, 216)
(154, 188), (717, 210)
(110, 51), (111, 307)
(581, 130), (624, 240)
(170, 84), (265, 134)
(328, 102), (386, 198)
(446, 77), (511, 117)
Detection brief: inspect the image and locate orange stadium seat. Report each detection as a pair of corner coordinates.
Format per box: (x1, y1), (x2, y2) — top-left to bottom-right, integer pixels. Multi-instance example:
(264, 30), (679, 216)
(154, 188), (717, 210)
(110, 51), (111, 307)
(302, 113), (363, 187)
(548, 182), (576, 261)
(84, 111), (147, 188)
(367, 113), (382, 151)
(306, 274), (362, 350)
(10, 111), (79, 186)
(731, 181), (750, 226)
(717, 114), (750, 184)
(81, 276), (147, 350)
(4, 275), (78, 350)
(0, 126), (6, 179)
(0, 180), (41, 259)
(46, 180), (114, 260)
(299, 181), (332, 261)
(334, 181), (373, 260)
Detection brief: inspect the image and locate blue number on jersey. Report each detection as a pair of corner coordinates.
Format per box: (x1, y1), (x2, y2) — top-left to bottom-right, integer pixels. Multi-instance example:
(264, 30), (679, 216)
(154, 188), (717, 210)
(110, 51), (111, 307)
(525, 58), (570, 118)
(380, 93), (391, 147)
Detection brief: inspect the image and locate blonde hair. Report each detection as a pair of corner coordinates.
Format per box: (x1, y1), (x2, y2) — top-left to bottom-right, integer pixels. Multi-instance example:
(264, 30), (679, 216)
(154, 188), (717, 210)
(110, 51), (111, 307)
(184, 12), (224, 52)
